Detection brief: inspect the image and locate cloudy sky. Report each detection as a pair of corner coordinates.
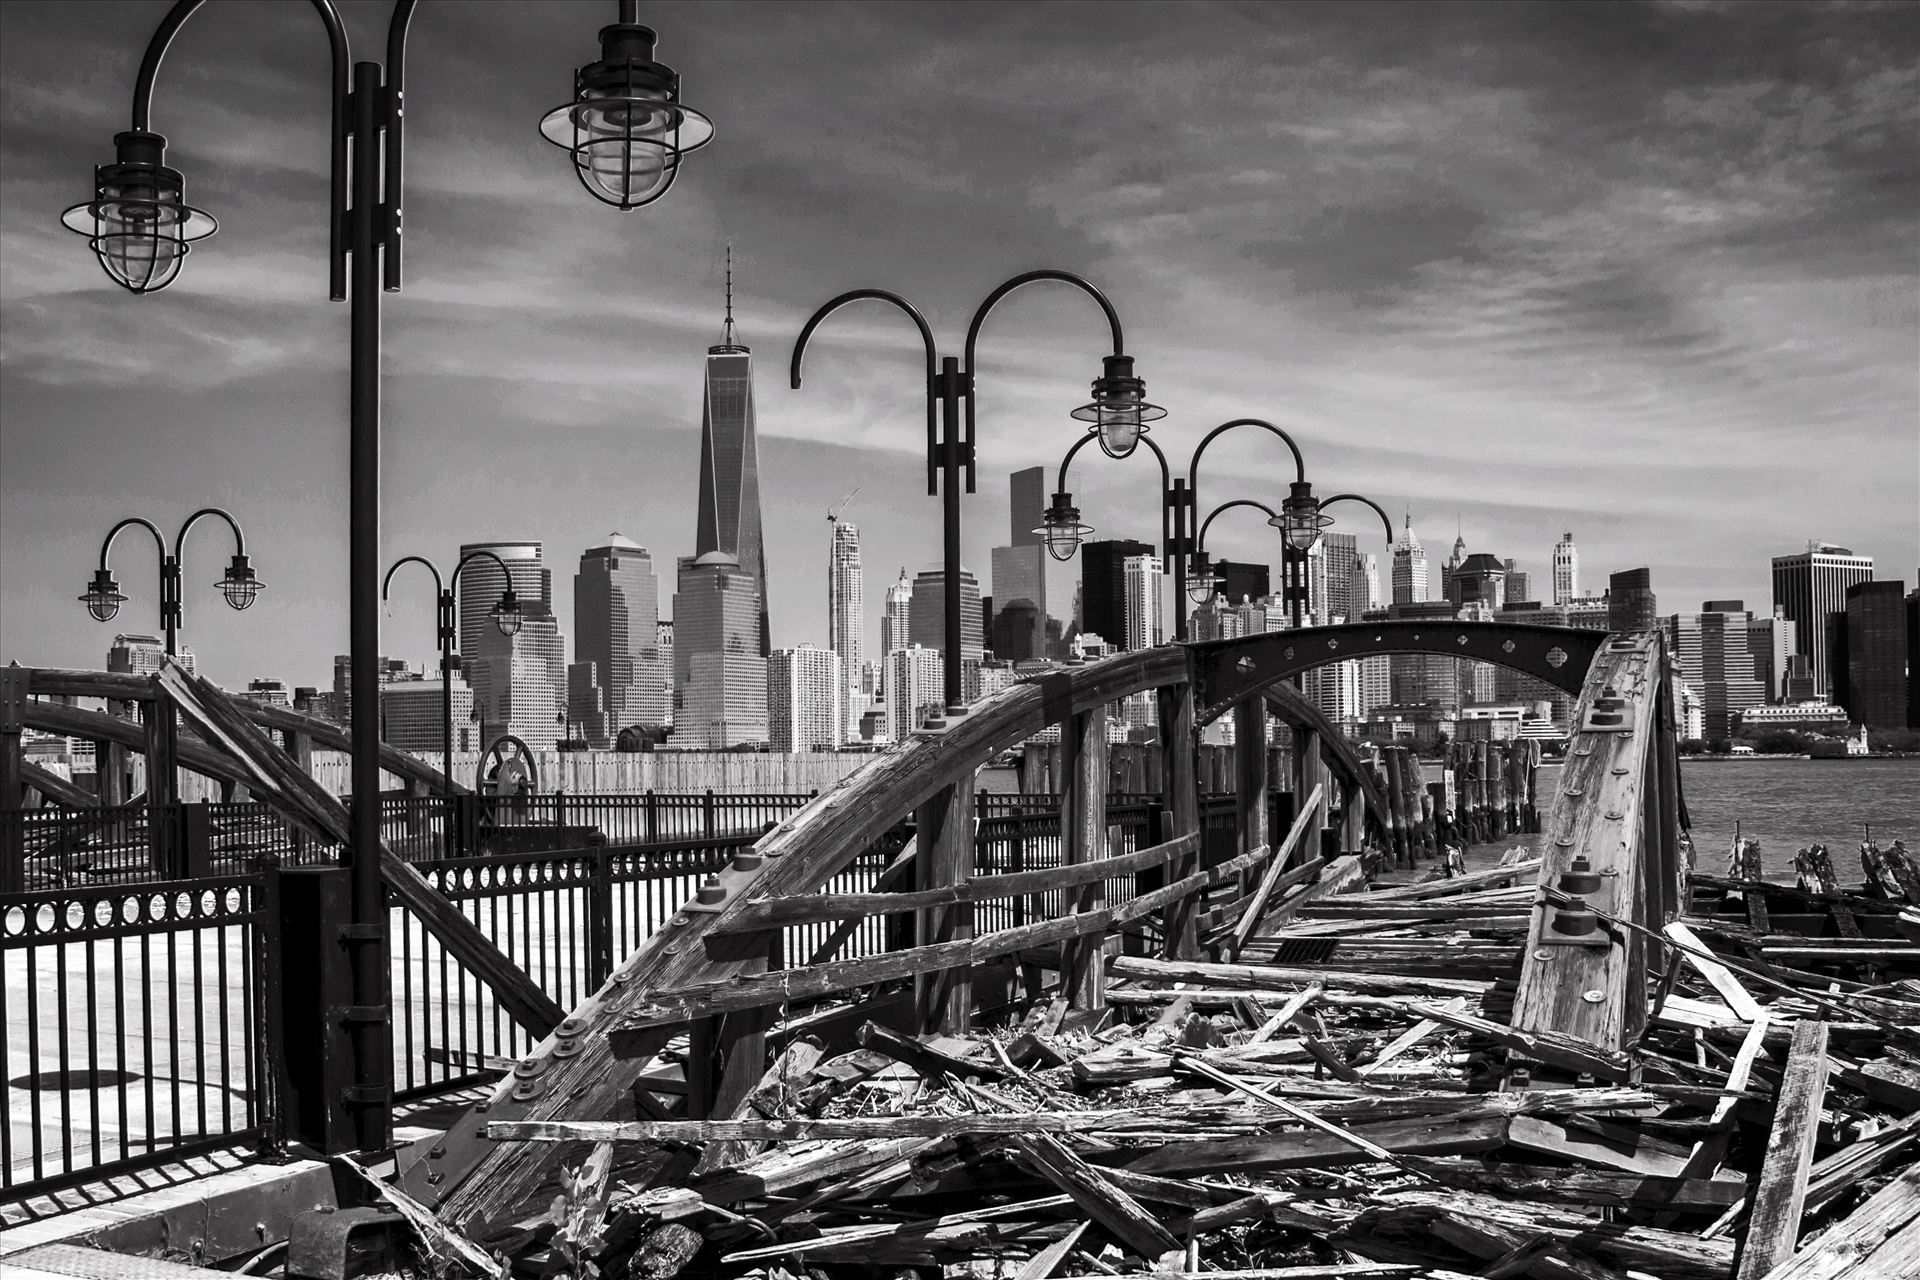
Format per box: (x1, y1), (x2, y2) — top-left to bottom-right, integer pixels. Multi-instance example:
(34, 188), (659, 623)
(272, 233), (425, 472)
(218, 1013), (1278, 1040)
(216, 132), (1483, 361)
(2, 0), (1914, 690)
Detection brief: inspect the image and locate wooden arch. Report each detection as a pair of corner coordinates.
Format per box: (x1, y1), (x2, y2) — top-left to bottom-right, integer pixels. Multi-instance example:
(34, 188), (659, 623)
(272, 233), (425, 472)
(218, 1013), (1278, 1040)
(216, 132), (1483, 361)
(1187, 619), (1610, 724)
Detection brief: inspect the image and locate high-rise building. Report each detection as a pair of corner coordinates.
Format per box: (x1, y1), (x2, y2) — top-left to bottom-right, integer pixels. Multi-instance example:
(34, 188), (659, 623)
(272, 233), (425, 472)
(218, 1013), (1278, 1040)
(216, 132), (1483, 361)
(672, 551), (769, 748)
(1215, 559), (1270, 607)
(827, 520), (863, 741)
(991, 598), (1043, 661)
(573, 533), (663, 737)
(990, 467), (1052, 666)
(108, 633), (194, 679)
(1771, 543), (1874, 697)
(885, 644), (945, 743)
(653, 620), (675, 725)
(1081, 538), (1155, 644)
(1450, 554), (1507, 611)
(240, 677), (293, 707)
(880, 568), (912, 698)
(768, 646), (844, 752)
(1747, 609), (1796, 703)
(470, 601), (567, 750)
(1551, 532), (1579, 605)
(1310, 533), (1361, 622)
(908, 563), (983, 667)
(1122, 553), (1164, 651)
(381, 677), (474, 754)
(1391, 516), (1429, 605)
(330, 654), (419, 724)
(694, 256), (771, 655)
(1504, 560), (1530, 606)
(1608, 568), (1657, 632)
(1666, 602), (1765, 740)
(1388, 600), (1462, 712)
(1839, 580), (1909, 729)
(458, 541), (548, 658)
(1009, 466), (1046, 547)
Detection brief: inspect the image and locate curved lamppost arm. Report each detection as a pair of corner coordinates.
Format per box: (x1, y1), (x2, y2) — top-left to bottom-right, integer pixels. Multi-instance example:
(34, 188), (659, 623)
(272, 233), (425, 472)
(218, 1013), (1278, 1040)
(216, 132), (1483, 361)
(381, 554), (443, 602)
(133, 0), (350, 299)
(1055, 432), (1175, 552)
(98, 515), (168, 577)
(1187, 418), (1307, 495)
(1317, 493), (1395, 548)
(791, 289), (939, 494)
(172, 505), (247, 562)
(963, 270), (1125, 496)
(448, 548), (516, 597)
(1195, 499), (1281, 557)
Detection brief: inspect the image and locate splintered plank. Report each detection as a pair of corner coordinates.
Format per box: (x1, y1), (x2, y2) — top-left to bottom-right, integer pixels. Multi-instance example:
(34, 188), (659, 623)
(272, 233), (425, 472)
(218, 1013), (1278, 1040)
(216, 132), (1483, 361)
(1762, 1165), (1920, 1280)
(1736, 1021), (1831, 1280)
(1008, 1132), (1181, 1261)
(1122, 1115), (1508, 1176)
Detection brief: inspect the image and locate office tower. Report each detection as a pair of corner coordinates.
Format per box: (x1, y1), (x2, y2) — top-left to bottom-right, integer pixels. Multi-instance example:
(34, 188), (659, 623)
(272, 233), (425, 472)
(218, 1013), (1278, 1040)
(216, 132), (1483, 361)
(1551, 532), (1579, 605)
(879, 568), (913, 697)
(1504, 559), (1530, 605)
(108, 633), (194, 679)
(574, 533), (662, 735)
(1391, 516), (1429, 604)
(1010, 466), (1046, 547)
(1356, 655), (1392, 717)
(1444, 528), (1468, 591)
(332, 654), (422, 724)
(672, 551), (769, 748)
(1080, 538), (1155, 644)
(1839, 581), (1909, 728)
(1747, 609), (1796, 703)
(694, 258), (771, 655)
(1666, 602), (1765, 740)
(650, 620), (675, 725)
(886, 644), (945, 743)
(1358, 554), (1383, 612)
(381, 676), (474, 753)
(1608, 568), (1657, 632)
(1235, 596), (1273, 636)
(1215, 559), (1270, 607)
(1388, 600), (1463, 712)
(908, 563), (983, 666)
(565, 662), (608, 745)
(1122, 553), (1164, 650)
(1450, 554), (1507, 611)
(1771, 543), (1874, 697)
(457, 541), (548, 657)
(827, 520), (864, 740)
(768, 646), (844, 752)
(1303, 658), (1363, 723)
(1309, 532), (1360, 621)
(241, 678), (292, 707)
(1188, 595), (1241, 643)
(990, 467), (1051, 668)
(1908, 589), (1920, 729)
(991, 599), (1042, 661)
(470, 600), (567, 750)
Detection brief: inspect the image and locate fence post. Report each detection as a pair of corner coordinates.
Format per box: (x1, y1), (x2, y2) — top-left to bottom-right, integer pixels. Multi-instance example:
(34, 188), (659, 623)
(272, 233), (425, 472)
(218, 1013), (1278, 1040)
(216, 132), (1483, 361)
(914, 772), (976, 1035)
(645, 789), (659, 844)
(253, 854), (289, 1158)
(587, 839), (614, 991)
(702, 790), (717, 840)
(181, 800), (213, 879)
(1061, 704), (1110, 1009)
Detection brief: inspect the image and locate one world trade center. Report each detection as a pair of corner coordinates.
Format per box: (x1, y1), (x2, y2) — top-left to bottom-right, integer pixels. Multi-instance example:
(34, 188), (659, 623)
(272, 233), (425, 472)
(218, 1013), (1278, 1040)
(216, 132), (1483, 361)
(693, 253), (770, 655)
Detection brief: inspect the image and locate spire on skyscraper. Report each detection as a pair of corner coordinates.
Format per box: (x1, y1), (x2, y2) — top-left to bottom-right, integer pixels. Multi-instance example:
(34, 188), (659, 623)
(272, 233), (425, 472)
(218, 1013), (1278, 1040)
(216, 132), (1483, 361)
(713, 244), (746, 355)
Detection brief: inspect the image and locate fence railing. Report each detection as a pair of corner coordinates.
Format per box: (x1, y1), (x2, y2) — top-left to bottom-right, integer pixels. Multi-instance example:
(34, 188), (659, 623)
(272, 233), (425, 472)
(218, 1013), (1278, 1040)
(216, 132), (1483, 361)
(1, 871), (280, 1198)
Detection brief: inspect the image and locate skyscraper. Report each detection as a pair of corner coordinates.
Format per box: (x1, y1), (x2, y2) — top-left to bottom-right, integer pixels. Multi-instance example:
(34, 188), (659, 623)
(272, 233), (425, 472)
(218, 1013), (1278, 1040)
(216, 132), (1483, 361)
(880, 568), (912, 698)
(471, 600), (567, 750)
(908, 563), (983, 667)
(1310, 533), (1361, 621)
(1608, 568), (1657, 632)
(768, 645), (844, 752)
(694, 254), (770, 655)
(989, 467), (1050, 668)
(1771, 543), (1874, 697)
(1551, 532), (1579, 606)
(1666, 602), (1765, 741)
(673, 551), (769, 748)
(1391, 516), (1429, 605)
(457, 541), (548, 658)
(108, 633), (194, 679)
(1081, 538), (1154, 645)
(1215, 559), (1270, 607)
(573, 533), (662, 736)
(886, 645), (945, 743)
(1747, 609), (1796, 704)
(827, 520), (863, 740)
(1504, 559), (1531, 605)
(1122, 553), (1164, 651)
(1840, 580), (1909, 728)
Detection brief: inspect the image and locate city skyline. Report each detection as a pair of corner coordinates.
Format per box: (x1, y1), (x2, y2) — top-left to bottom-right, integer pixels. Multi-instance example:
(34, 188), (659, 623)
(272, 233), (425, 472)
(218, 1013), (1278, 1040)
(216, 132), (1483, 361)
(3, 2), (1915, 690)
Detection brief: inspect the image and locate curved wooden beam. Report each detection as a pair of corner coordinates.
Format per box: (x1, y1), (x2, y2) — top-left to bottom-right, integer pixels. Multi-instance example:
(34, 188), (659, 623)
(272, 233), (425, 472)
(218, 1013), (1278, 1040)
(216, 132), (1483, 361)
(23, 667), (463, 793)
(1260, 682), (1391, 836)
(20, 760), (99, 809)
(27, 700), (265, 793)
(409, 644), (1189, 1226)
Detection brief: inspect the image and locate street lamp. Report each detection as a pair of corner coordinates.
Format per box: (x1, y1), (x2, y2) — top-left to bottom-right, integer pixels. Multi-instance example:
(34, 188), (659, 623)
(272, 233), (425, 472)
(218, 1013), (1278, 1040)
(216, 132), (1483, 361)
(382, 551), (521, 792)
(1040, 431), (1193, 635)
(79, 507), (261, 656)
(792, 270), (1156, 721)
(65, 0), (712, 1158)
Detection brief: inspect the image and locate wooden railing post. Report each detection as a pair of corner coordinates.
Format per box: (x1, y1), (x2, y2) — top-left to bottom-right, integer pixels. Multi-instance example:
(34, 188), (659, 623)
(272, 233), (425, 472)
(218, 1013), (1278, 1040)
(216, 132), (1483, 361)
(1291, 724), (1326, 867)
(1232, 699), (1268, 886)
(1155, 681), (1200, 959)
(914, 771), (976, 1034)
(1061, 704), (1109, 1008)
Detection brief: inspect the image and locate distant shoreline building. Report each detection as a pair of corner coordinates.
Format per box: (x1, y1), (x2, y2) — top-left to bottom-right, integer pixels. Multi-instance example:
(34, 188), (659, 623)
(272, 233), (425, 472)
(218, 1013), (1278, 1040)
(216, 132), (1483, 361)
(827, 520), (863, 743)
(1771, 543), (1873, 698)
(1551, 532), (1579, 605)
(695, 252), (771, 655)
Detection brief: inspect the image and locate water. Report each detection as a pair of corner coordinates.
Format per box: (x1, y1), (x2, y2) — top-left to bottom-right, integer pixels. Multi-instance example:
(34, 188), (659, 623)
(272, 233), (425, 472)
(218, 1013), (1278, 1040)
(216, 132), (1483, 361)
(1677, 758), (1919, 878)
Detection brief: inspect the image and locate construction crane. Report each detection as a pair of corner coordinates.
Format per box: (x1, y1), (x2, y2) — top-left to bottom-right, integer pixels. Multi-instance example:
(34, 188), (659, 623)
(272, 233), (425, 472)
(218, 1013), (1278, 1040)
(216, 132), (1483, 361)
(827, 486), (861, 524)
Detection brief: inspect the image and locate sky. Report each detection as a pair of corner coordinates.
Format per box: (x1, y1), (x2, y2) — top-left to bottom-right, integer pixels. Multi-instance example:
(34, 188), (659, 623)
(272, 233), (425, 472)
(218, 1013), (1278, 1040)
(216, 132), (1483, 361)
(2, 0), (1915, 691)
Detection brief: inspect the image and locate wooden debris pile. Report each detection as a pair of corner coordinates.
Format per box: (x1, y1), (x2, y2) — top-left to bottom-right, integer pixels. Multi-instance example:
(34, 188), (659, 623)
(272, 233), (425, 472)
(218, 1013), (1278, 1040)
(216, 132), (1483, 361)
(466, 853), (1920, 1280)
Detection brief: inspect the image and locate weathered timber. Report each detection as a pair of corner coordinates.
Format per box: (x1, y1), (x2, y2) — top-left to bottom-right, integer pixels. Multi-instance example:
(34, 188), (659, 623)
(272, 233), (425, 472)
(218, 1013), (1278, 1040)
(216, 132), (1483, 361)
(1667, 920), (1767, 1021)
(1121, 1114), (1509, 1175)
(1227, 785), (1326, 957)
(1401, 1158), (1747, 1210)
(856, 1020), (1007, 1081)
(1761, 1164), (1920, 1280)
(1736, 1020), (1832, 1280)
(1062, 704), (1110, 1009)
(689, 1037), (823, 1177)
(489, 1112), (1164, 1141)
(1106, 955), (1491, 998)
(916, 770), (976, 1033)
(1009, 1132), (1181, 1261)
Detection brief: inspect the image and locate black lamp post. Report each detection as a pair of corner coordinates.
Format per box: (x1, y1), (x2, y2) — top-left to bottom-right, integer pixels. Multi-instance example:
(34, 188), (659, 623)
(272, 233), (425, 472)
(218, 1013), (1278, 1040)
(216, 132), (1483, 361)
(382, 551), (521, 791)
(792, 271), (1157, 721)
(64, 0), (710, 1158)
(80, 507), (262, 656)
(1035, 433), (1192, 637)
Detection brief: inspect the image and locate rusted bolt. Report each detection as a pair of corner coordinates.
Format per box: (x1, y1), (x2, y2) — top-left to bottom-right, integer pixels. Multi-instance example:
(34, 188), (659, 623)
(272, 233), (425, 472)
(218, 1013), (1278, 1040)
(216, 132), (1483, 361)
(1558, 856), (1602, 896)
(695, 877), (727, 905)
(733, 849), (764, 872)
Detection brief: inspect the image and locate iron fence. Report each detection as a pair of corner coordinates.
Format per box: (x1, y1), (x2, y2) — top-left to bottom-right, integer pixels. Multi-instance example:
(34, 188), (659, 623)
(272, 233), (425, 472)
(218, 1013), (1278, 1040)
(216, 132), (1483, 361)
(0, 871), (279, 1198)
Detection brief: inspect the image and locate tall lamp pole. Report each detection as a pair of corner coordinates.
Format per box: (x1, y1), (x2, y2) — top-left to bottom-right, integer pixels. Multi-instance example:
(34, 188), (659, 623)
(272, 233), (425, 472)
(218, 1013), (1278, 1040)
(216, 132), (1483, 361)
(792, 271), (1158, 722)
(64, 0), (712, 1157)
(382, 551), (523, 790)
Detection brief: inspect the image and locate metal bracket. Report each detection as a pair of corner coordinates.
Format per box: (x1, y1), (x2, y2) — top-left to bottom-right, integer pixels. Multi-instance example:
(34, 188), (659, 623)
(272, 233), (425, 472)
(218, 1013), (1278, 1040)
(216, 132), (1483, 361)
(286, 1206), (405, 1280)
